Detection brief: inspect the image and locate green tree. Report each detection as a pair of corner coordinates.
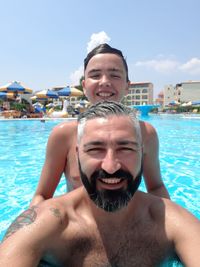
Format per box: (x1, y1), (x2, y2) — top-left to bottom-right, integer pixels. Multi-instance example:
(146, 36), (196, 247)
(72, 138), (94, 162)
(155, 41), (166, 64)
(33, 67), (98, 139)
(75, 76), (87, 100)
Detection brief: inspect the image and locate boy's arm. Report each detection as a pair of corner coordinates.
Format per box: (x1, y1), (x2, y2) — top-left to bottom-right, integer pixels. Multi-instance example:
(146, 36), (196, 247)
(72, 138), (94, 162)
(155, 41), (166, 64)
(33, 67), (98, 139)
(140, 121), (170, 199)
(30, 121), (76, 206)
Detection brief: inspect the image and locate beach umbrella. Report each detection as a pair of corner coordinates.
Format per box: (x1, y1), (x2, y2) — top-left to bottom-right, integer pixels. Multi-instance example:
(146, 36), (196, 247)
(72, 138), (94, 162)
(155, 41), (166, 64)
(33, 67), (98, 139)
(0, 92), (16, 100)
(57, 86), (83, 97)
(30, 96), (38, 101)
(35, 89), (59, 99)
(0, 81), (33, 94)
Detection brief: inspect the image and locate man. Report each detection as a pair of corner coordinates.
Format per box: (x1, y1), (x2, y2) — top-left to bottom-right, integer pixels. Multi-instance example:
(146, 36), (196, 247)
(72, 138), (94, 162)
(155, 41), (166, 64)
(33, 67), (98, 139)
(0, 101), (199, 267)
(30, 43), (169, 206)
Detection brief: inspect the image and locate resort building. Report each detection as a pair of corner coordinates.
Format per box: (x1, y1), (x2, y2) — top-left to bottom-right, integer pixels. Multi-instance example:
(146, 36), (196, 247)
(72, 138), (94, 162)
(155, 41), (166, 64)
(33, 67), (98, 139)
(175, 81), (200, 103)
(163, 81), (200, 106)
(163, 84), (176, 106)
(124, 82), (154, 106)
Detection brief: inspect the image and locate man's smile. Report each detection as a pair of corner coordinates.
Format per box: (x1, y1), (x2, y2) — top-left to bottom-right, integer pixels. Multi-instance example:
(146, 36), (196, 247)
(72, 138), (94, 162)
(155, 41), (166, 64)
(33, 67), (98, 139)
(98, 178), (126, 190)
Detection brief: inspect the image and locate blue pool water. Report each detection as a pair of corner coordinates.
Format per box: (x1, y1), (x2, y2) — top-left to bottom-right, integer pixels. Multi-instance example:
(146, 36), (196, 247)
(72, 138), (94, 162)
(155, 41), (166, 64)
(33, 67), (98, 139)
(0, 115), (200, 245)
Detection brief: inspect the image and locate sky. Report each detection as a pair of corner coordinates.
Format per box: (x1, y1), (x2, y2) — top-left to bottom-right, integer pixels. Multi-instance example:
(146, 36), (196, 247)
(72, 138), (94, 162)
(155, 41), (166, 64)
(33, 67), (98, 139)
(0, 0), (200, 98)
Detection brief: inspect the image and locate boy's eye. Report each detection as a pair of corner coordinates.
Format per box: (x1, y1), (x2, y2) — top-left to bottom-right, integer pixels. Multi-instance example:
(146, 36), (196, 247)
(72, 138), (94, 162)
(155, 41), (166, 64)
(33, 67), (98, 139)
(111, 74), (120, 78)
(89, 73), (100, 79)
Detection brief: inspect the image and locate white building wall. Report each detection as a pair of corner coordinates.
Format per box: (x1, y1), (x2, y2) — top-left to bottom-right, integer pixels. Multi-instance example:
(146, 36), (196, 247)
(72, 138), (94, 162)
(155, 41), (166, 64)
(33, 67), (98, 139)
(163, 81), (200, 106)
(164, 85), (176, 106)
(178, 82), (200, 102)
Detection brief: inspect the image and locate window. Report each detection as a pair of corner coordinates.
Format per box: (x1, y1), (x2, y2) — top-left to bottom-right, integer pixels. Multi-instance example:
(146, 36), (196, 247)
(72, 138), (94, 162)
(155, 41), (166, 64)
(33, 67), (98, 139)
(142, 89), (147, 93)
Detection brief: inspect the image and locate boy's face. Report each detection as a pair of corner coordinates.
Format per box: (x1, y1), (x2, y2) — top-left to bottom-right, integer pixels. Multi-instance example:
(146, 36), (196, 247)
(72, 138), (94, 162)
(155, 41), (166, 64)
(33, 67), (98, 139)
(82, 53), (129, 104)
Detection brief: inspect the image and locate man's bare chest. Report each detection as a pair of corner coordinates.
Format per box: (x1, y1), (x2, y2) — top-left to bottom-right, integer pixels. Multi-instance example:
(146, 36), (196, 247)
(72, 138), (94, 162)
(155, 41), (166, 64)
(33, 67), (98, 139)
(50, 223), (174, 267)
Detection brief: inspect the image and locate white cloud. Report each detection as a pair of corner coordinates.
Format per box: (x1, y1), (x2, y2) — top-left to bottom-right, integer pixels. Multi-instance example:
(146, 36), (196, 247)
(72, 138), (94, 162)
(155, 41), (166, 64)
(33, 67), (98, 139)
(179, 57), (200, 75)
(69, 66), (83, 85)
(87, 31), (111, 53)
(135, 56), (200, 77)
(135, 58), (179, 74)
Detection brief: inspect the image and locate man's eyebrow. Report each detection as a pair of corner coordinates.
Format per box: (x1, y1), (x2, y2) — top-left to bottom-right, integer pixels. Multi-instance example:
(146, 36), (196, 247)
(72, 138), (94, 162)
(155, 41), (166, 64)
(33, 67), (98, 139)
(83, 141), (106, 148)
(116, 140), (140, 146)
(83, 140), (139, 148)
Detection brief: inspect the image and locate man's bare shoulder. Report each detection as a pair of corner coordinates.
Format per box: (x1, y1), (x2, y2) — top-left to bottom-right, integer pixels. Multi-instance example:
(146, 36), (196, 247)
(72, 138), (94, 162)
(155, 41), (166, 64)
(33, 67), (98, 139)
(41, 187), (86, 217)
(163, 197), (200, 226)
(146, 193), (200, 237)
(145, 193), (192, 218)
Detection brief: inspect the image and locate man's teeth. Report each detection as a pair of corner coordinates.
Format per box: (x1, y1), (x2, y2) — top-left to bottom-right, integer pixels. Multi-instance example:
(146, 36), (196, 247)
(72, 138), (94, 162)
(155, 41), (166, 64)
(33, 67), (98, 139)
(100, 178), (122, 184)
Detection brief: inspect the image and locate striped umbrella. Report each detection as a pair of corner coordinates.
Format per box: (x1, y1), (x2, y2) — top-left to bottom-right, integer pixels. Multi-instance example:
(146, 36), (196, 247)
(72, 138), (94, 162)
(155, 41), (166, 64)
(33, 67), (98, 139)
(0, 81), (33, 94)
(0, 92), (16, 100)
(57, 86), (83, 97)
(35, 89), (59, 99)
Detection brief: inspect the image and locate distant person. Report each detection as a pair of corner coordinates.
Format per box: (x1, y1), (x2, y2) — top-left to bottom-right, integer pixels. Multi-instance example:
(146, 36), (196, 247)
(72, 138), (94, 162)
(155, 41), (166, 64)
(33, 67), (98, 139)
(30, 43), (169, 206)
(0, 102), (199, 267)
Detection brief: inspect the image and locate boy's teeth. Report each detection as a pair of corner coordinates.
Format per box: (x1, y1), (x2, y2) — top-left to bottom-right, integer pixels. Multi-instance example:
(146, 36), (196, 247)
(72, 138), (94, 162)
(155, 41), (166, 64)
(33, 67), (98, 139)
(98, 92), (112, 97)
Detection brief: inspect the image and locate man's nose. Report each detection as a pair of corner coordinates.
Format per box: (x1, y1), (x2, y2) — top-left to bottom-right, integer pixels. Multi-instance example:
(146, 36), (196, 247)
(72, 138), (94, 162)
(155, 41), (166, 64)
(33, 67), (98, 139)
(101, 150), (121, 174)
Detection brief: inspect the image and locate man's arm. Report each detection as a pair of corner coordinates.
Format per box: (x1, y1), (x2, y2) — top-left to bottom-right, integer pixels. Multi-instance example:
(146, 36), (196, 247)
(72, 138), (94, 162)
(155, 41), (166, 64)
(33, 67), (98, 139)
(0, 205), (64, 267)
(140, 121), (170, 199)
(167, 202), (200, 266)
(30, 121), (76, 206)
(0, 206), (41, 267)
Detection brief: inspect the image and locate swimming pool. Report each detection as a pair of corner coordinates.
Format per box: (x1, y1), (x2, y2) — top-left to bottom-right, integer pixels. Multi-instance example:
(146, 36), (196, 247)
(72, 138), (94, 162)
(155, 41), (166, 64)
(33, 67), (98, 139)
(0, 115), (200, 243)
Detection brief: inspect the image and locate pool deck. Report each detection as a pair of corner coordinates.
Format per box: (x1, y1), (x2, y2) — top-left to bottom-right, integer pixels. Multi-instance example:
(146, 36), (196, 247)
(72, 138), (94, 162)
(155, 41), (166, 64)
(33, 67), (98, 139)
(0, 113), (200, 121)
(0, 117), (77, 121)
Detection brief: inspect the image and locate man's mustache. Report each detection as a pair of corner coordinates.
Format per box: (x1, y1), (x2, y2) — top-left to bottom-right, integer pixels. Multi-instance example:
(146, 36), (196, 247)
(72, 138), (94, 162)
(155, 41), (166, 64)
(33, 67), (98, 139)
(90, 169), (133, 181)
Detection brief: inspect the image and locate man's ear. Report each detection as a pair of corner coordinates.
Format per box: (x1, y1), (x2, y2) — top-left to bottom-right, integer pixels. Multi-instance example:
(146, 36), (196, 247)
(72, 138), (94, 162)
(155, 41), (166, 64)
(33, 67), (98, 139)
(76, 146), (79, 155)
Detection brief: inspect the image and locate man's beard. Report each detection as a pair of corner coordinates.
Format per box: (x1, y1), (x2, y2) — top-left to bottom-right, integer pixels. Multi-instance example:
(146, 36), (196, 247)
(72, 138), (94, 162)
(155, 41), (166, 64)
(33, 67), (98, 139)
(78, 160), (142, 212)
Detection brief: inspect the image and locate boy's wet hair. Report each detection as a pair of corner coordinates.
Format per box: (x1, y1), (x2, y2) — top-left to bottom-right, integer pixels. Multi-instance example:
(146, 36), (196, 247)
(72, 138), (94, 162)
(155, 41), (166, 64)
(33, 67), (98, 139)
(84, 43), (129, 82)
